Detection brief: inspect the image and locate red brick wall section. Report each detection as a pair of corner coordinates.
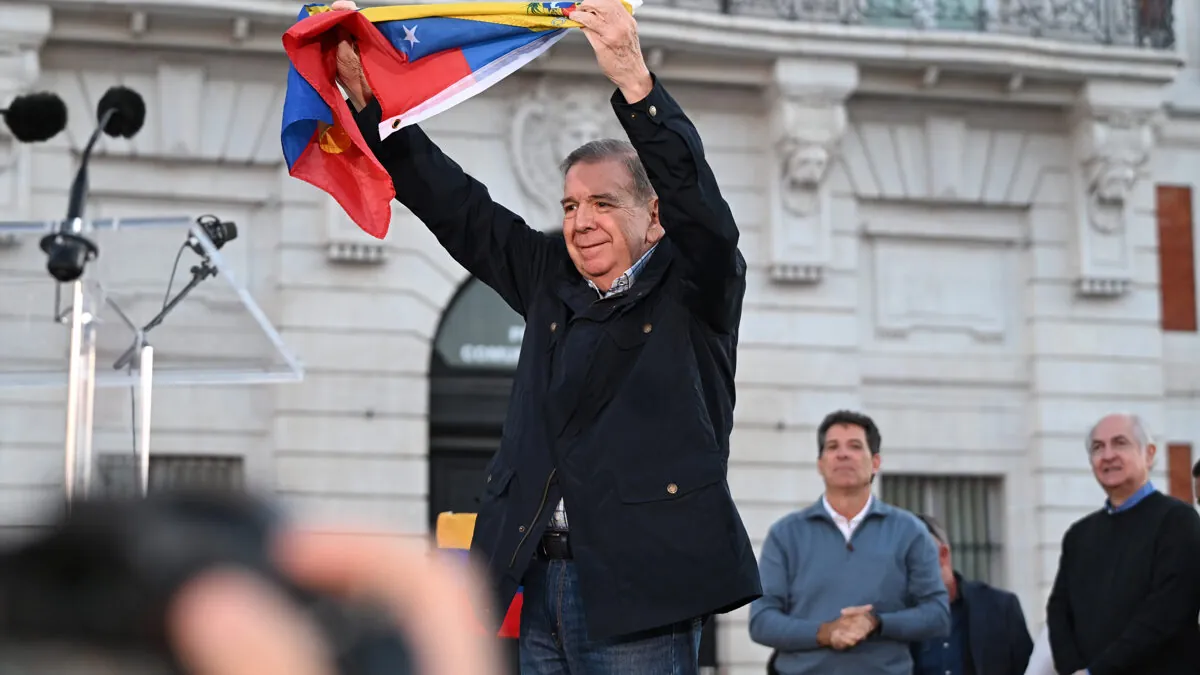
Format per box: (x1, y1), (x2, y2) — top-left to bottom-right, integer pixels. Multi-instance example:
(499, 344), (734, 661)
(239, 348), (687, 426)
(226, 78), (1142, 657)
(1156, 185), (1198, 332)
(1166, 443), (1194, 503)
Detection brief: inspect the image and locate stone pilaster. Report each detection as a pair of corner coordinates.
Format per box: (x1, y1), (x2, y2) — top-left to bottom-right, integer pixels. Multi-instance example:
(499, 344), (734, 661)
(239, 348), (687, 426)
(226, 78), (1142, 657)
(1023, 79), (1168, 623)
(0, 4), (51, 224)
(1068, 80), (1164, 297)
(763, 58), (858, 284)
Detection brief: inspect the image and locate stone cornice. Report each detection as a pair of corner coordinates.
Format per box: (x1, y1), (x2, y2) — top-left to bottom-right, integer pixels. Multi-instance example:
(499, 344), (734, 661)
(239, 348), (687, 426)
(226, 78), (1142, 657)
(37, 0), (1183, 91)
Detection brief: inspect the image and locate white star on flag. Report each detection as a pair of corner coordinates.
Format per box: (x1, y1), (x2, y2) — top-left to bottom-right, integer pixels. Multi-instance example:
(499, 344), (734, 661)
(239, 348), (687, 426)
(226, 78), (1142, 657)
(402, 25), (419, 47)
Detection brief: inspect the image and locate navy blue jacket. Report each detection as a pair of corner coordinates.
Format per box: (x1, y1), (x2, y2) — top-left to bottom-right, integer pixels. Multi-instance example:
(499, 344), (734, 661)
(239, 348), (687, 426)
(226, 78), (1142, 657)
(910, 576), (1033, 675)
(351, 75), (761, 641)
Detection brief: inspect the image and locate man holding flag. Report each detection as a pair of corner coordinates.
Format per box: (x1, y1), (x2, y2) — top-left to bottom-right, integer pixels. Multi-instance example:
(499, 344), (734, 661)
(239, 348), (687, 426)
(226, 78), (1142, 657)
(325, 0), (761, 671)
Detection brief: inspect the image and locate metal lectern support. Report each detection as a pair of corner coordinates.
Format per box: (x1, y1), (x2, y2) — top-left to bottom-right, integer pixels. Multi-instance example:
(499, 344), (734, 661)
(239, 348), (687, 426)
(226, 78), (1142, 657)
(62, 278), (99, 505)
(137, 345), (154, 496)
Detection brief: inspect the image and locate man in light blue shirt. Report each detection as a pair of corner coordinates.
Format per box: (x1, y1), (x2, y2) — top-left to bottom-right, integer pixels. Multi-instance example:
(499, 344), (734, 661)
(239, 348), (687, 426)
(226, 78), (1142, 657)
(749, 410), (950, 674)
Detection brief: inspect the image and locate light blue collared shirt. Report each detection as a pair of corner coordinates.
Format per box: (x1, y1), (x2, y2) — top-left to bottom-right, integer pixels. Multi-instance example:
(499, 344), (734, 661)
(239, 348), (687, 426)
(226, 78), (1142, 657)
(1105, 481), (1156, 515)
(586, 244), (657, 299)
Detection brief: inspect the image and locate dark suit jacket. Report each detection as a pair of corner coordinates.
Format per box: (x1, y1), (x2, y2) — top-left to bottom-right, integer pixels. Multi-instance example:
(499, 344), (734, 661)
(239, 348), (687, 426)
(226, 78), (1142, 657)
(910, 576), (1033, 675)
(351, 74), (761, 641)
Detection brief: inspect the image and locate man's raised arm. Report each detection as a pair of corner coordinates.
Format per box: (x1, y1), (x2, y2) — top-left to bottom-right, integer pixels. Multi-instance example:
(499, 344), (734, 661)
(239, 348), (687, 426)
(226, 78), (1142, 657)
(571, 0), (744, 334)
(611, 78), (745, 333)
(350, 100), (555, 318)
(329, 1), (555, 318)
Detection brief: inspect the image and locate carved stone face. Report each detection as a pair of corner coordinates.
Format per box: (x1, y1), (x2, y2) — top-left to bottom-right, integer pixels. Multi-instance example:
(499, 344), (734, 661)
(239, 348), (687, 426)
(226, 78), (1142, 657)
(554, 90), (610, 160)
(1093, 164), (1136, 205)
(783, 143), (830, 190)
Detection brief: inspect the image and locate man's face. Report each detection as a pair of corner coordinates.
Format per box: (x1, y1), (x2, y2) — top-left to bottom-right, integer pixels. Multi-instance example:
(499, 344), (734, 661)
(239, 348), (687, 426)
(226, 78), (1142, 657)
(1192, 475), (1199, 506)
(1088, 414), (1154, 492)
(817, 423), (879, 490)
(561, 159), (661, 289)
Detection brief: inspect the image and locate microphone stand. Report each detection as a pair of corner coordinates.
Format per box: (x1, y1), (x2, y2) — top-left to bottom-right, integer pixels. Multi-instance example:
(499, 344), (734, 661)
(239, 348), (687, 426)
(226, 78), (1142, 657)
(46, 106), (116, 506)
(111, 257), (220, 373)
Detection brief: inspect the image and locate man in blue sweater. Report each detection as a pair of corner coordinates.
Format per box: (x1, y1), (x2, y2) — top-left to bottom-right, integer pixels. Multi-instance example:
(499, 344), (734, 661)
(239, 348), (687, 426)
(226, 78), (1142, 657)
(749, 410), (950, 674)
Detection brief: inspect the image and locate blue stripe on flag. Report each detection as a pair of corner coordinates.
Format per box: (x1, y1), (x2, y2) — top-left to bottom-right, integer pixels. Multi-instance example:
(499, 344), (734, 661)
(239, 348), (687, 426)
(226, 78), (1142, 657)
(374, 16), (547, 64)
(281, 62), (333, 168)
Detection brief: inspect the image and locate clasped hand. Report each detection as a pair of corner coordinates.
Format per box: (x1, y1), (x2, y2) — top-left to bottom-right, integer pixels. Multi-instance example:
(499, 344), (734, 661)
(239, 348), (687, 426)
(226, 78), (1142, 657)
(820, 605), (877, 651)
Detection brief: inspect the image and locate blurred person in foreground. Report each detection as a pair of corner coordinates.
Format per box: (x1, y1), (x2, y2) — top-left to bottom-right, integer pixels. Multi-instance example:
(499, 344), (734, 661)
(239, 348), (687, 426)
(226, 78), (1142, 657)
(911, 513), (1033, 675)
(749, 410), (950, 674)
(329, 0), (760, 671)
(1046, 413), (1200, 675)
(169, 530), (503, 675)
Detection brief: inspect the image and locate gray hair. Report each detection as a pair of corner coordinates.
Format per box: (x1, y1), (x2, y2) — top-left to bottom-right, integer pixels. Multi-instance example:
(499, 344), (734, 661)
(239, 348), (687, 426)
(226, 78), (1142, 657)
(1086, 413), (1154, 452)
(559, 139), (655, 202)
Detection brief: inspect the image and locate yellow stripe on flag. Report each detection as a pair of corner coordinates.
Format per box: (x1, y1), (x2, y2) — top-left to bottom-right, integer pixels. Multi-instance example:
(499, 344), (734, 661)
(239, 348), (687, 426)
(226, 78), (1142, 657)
(305, 1), (639, 30)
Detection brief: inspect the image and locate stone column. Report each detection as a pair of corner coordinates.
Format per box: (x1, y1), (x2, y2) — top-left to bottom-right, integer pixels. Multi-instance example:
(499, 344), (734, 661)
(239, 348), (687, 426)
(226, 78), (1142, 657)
(1025, 78), (1169, 619)
(763, 58), (858, 284)
(0, 4), (51, 224)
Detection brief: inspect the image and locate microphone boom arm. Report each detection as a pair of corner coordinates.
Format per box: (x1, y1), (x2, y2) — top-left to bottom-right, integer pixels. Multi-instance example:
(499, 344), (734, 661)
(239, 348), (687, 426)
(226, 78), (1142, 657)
(111, 258), (219, 372)
(66, 107), (117, 223)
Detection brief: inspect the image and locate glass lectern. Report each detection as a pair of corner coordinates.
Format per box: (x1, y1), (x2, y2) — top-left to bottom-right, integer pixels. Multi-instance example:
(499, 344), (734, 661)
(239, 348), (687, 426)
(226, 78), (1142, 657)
(0, 216), (303, 506)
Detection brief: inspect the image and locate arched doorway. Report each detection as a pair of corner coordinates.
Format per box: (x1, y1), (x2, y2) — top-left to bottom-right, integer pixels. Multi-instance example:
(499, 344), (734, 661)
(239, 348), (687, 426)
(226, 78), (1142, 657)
(428, 275), (719, 671)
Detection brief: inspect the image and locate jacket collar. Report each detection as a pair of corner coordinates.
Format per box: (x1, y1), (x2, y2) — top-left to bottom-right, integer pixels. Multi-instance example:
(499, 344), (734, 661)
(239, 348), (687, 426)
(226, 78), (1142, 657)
(553, 238), (675, 317)
(802, 493), (894, 522)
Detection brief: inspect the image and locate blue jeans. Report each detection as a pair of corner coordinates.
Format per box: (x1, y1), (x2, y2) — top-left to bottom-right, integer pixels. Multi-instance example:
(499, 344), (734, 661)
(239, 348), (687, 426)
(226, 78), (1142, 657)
(519, 559), (703, 675)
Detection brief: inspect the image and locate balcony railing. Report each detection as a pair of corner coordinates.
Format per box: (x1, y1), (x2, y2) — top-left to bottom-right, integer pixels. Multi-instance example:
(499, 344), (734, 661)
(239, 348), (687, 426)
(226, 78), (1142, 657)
(660, 0), (1175, 49)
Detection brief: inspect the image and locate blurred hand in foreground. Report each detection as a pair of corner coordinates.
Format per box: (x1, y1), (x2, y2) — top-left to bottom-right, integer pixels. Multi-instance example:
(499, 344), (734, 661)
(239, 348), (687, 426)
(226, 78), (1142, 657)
(168, 529), (503, 675)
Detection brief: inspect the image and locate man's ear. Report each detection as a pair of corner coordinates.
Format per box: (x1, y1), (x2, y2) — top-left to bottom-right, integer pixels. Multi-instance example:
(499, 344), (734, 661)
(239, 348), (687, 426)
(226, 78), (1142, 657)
(646, 197), (663, 244)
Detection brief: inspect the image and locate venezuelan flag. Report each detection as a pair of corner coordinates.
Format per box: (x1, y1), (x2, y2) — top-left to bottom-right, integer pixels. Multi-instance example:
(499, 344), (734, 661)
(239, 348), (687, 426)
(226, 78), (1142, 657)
(435, 511), (523, 639)
(281, 0), (641, 240)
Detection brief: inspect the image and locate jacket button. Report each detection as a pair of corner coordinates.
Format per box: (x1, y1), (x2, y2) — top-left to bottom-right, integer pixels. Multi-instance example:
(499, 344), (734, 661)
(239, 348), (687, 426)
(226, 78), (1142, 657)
(643, 323), (652, 334)
(519, 526), (526, 533)
(486, 475), (492, 483)
(648, 105), (657, 117)
(550, 322), (557, 332)
(667, 483), (678, 495)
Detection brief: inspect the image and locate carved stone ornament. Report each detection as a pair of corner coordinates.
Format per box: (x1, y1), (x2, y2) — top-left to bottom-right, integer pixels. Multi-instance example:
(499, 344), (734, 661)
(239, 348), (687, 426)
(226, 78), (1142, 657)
(1078, 111), (1154, 235)
(766, 96), (847, 284)
(510, 75), (625, 230)
(0, 37), (48, 226)
(1070, 106), (1159, 298)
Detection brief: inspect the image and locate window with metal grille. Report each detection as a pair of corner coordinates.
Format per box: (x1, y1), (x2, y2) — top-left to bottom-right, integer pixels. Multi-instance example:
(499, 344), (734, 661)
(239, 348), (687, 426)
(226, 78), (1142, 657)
(96, 454), (245, 498)
(880, 474), (1005, 585)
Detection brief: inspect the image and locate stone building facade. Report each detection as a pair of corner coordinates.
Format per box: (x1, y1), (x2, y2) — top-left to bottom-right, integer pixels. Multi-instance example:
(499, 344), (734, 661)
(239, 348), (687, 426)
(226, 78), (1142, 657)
(0, 0), (1197, 672)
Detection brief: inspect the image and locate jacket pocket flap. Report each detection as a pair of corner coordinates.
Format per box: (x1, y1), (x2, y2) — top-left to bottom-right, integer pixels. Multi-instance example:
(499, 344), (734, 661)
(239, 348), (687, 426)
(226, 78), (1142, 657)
(617, 458), (724, 504)
(484, 466), (515, 497)
(604, 320), (653, 350)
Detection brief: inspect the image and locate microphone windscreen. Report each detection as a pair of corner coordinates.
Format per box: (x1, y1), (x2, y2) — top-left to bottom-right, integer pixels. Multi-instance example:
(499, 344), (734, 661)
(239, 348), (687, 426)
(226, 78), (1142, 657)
(97, 86), (146, 138)
(1, 92), (68, 143)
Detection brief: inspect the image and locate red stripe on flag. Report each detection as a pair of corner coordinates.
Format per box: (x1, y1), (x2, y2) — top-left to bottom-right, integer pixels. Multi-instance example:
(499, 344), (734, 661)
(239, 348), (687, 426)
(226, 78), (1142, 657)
(283, 11), (400, 239)
(351, 25), (475, 125)
(499, 591), (523, 639)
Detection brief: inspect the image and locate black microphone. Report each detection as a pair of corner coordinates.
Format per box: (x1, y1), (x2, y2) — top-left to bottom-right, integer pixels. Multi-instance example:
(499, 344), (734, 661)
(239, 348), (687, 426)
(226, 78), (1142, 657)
(40, 86), (146, 283)
(0, 92), (68, 142)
